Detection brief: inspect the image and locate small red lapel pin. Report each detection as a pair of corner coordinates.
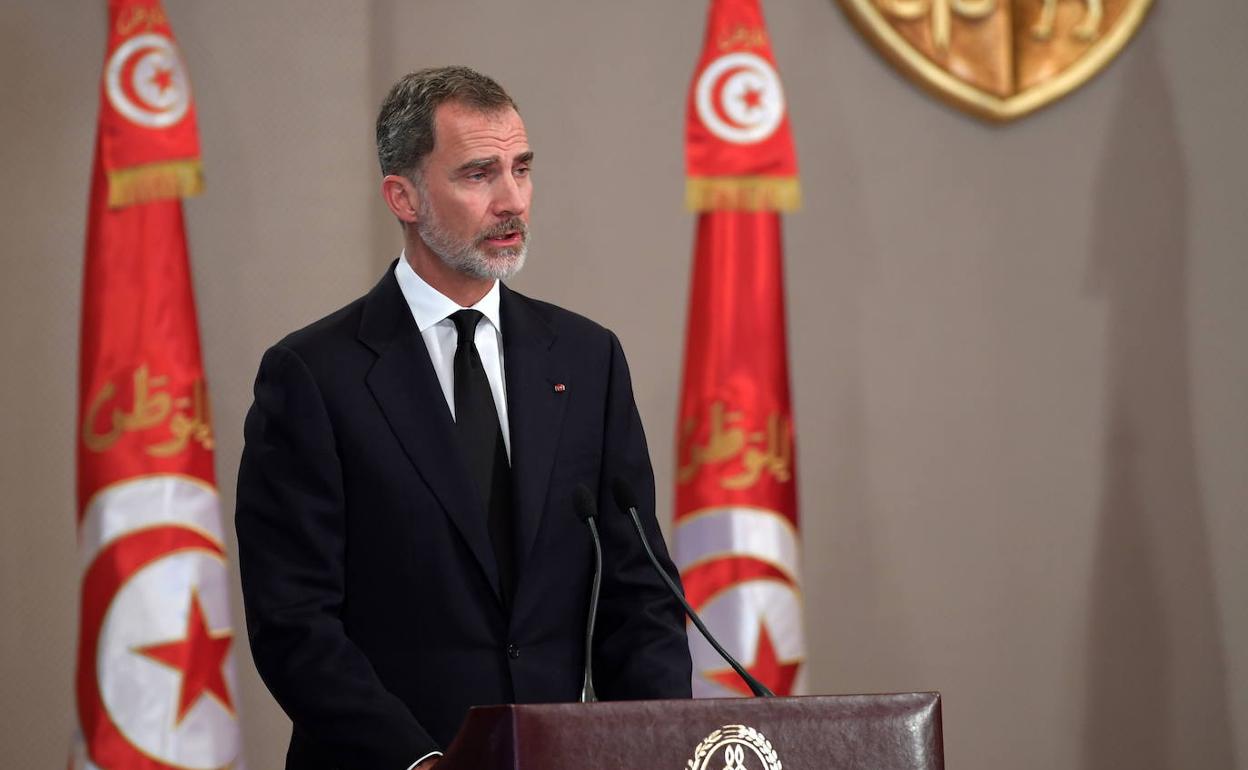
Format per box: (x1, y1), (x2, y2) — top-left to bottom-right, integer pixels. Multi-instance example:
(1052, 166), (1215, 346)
(553, 383), (566, 393)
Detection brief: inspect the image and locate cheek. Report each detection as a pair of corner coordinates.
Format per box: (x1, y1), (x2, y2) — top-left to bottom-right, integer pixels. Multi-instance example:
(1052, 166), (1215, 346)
(442, 194), (488, 231)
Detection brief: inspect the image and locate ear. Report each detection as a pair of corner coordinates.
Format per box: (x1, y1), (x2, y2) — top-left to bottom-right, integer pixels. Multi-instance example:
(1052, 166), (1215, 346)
(381, 174), (420, 224)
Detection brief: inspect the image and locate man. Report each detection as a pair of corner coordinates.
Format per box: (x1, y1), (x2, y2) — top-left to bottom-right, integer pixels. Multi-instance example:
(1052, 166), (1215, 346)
(235, 66), (691, 770)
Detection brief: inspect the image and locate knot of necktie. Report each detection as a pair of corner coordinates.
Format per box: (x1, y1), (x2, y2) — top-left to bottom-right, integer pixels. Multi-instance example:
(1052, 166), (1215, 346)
(450, 308), (483, 341)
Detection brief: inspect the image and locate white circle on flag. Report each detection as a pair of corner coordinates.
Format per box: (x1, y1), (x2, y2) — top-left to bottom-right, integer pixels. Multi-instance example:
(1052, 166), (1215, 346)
(689, 580), (807, 698)
(78, 476), (242, 769)
(694, 52), (786, 145)
(105, 32), (191, 128)
(675, 506), (801, 577)
(675, 507), (806, 697)
(98, 548), (240, 769)
(81, 475), (224, 563)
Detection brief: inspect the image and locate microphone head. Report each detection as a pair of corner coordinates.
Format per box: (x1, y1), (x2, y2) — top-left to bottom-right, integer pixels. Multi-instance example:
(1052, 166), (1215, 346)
(572, 483), (598, 522)
(610, 477), (638, 514)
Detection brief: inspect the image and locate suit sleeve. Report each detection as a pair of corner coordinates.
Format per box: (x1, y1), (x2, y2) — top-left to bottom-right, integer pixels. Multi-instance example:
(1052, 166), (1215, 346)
(591, 331), (694, 699)
(235, 344), (439, 769)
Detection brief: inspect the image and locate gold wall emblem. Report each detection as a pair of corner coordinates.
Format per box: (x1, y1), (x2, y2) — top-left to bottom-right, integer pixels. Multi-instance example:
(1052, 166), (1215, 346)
(687, 725), (782, 770)
(835, 0), (1153, 121)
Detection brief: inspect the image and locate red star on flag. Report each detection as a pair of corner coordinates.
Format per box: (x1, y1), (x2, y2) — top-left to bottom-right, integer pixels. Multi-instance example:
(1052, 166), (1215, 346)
(150, 66), (175, 94)
(135, 590), (236, 725)
(740, 85), (764, 111)
(706, 623), (802, 696)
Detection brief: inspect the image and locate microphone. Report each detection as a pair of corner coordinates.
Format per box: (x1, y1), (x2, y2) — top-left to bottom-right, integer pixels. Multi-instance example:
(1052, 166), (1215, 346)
(610, 478), (774, 698)
(573, 483), (602, 703)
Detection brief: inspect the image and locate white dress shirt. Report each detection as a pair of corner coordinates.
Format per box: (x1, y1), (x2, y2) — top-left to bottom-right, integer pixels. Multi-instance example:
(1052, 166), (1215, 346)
(394, 253), (511, 460)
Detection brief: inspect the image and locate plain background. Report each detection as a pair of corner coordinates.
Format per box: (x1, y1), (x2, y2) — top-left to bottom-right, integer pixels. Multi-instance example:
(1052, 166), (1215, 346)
(2, 1), (1245, 768)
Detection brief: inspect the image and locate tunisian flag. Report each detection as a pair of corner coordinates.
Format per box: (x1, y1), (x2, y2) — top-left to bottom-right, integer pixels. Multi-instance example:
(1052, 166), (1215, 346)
(674, 0), (807, 697)
(71, 2), (243, 768)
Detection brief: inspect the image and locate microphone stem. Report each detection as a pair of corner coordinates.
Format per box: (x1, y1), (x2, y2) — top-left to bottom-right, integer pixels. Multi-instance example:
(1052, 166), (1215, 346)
(625, 507), (774, 698)
(581, 517), (603, 702)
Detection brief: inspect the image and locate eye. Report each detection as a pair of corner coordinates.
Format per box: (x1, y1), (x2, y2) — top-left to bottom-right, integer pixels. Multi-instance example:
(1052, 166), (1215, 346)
(467, 171), (488, 181)
(515, 165), (530, 177)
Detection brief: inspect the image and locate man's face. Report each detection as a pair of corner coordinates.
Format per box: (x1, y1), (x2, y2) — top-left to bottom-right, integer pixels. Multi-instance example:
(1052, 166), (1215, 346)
(415, 102), (532, 281)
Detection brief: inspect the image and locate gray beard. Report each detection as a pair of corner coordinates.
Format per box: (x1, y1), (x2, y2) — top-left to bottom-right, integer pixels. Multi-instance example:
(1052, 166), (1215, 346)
(417, 202), (528, 282)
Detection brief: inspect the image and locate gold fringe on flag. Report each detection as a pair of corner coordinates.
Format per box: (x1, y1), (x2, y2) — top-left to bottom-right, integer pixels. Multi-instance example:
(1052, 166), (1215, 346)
(685, 176), (801, 213)
(106, 159), (204, 209)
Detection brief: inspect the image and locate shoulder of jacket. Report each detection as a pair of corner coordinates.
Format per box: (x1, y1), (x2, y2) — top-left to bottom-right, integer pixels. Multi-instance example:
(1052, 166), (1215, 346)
(270, 294), (369, 365)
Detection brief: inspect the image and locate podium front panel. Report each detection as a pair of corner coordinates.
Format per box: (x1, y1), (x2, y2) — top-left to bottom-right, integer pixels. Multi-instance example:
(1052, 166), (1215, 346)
(438, 692), (943, 770)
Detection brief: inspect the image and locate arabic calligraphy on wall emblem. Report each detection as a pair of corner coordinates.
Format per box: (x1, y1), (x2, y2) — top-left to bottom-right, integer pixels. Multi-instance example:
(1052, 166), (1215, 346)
(833, 0), (1153, 121)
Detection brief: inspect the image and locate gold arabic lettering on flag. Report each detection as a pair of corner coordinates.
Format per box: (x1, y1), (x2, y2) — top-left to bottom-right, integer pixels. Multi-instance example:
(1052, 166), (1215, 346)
(81, 364), (214, 457)
(678, 402), (793, 491)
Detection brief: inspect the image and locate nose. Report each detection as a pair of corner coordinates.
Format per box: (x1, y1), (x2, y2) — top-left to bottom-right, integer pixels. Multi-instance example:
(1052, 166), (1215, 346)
(492, 171), (528, 219)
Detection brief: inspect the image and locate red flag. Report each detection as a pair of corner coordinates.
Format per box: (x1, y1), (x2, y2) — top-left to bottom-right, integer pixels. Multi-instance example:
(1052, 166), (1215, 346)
(72, 2), (242, 768)
(674, 0), (807, 698)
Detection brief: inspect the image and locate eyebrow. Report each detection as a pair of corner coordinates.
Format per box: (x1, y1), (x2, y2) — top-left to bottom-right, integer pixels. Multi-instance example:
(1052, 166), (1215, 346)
(454, 151), (534, 174)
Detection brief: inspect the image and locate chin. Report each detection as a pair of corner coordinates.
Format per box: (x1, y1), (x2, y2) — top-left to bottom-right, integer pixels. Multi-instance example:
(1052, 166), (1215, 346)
(483, 246), (527, 280)
(489, 256), (526, 281)
(459, 250), (525, 282)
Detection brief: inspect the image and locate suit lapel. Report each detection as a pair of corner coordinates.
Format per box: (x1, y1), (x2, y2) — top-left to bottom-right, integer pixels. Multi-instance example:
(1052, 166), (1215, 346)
(358, 267), (503, 603)
(500, 285), (569, 575)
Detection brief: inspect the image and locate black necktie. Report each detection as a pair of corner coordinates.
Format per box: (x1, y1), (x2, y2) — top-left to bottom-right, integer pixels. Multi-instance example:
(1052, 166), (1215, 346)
(449, 309), (516, 606)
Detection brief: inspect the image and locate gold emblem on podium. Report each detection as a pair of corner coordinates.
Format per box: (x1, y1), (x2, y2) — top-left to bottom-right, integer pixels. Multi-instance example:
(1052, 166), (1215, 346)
(834, 0), (1153, 120)
(687, 725), (782, 770)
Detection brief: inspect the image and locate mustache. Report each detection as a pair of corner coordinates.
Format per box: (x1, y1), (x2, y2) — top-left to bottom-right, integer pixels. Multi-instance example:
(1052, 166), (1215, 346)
(479, 217), (528, 242)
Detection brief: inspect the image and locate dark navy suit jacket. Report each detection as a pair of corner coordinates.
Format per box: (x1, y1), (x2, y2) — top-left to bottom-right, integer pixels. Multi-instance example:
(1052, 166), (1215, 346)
(235, 266), (691, 770)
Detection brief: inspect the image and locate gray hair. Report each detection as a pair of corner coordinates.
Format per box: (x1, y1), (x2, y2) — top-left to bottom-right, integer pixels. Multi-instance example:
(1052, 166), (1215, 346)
(375, 66), (518, 180)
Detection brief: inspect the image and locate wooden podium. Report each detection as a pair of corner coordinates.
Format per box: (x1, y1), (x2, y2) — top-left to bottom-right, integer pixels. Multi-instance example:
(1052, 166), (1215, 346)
(436, 692), (943, 769)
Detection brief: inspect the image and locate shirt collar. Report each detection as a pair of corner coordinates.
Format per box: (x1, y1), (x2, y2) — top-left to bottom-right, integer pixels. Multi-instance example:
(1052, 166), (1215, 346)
(394, 251), (503, 334)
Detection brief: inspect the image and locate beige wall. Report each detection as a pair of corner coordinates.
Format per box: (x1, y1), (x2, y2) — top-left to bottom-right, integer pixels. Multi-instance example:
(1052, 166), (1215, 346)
(2, 1), (1245, 768)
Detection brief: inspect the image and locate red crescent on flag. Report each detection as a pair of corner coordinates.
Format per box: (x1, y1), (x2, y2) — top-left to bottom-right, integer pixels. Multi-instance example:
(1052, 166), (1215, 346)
(681, 554), (796, 611)
(118, 44), (165, 115)
(711, 65), (752, 130)
(76, 525), (223, 770)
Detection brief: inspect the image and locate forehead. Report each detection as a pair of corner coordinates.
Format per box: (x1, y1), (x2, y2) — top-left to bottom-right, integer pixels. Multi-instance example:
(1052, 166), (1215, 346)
(431, 102), (529, 162)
